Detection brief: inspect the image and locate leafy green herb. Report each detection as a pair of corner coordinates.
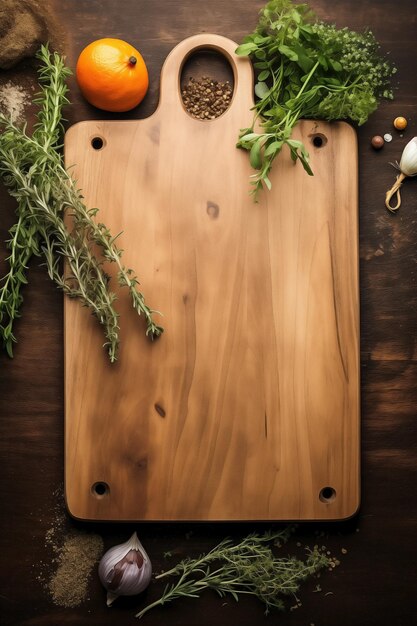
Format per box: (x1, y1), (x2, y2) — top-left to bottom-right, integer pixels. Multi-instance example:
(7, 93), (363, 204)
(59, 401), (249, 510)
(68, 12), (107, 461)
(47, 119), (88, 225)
(236, 0), (396, 196)
(0, 45), (163, 361)
(136, 529), (332, 618)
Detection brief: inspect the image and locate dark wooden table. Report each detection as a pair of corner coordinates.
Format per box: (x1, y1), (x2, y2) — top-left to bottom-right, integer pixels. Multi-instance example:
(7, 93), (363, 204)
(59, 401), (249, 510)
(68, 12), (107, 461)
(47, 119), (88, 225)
(1, 1), (416, 624)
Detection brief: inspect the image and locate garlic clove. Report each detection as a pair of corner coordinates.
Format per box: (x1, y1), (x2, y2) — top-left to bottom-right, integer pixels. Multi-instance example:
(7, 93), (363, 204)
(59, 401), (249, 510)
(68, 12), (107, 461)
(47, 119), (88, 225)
(98, 532), (152, 607)
(399, 136), (417, 177)
(106, 591), (118, 607)
(385, 136), (417, 211)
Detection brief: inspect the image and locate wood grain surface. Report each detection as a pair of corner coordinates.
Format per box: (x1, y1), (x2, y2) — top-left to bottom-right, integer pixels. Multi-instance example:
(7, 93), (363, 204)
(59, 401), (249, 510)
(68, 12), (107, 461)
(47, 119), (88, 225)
(64, 34), (359, 522)
(0, 0), (416, 624)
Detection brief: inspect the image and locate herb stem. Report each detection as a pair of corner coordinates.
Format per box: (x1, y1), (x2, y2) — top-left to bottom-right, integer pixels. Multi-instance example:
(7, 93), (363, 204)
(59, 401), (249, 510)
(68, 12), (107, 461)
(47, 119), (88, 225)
(136, 530), (331, 619)
(0, 45), (163, 359)
(236, 0), (396, 196)
(295, 60), (320, 98)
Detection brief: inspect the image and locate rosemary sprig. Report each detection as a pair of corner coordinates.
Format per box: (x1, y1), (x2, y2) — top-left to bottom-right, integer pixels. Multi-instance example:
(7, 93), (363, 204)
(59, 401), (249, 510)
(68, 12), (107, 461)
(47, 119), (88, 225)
(0, 45), (163, 361)
(0, 213), (40, 357)
(0, 130), (122, 359)
(136, 530), (331, 619)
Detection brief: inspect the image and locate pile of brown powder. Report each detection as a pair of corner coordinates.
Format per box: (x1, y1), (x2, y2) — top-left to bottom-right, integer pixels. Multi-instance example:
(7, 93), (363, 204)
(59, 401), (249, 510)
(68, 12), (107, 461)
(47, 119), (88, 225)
(181, 76), (233, 119)
(48, 531), (104, 608)
(0, 0), (64, 69)
(38, 489), (104, 608)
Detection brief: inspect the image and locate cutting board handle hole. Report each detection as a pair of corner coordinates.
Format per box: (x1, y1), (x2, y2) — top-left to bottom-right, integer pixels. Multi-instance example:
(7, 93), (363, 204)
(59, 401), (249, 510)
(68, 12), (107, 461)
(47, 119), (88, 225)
(91, 136), (105, 150)
(180, 50), (234, 120)
(319, 486), (336, 503)
(91, 481), (110, 498)
(310, 133), (327, 148)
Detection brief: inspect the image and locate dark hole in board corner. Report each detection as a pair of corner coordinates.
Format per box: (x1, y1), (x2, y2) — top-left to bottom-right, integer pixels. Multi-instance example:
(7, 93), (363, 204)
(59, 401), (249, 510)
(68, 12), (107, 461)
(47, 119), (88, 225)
(91, 481), (110, 498)
(91, 136), (105, 150)
(310, 133), (327, 148)
(319, 486), (336, 503)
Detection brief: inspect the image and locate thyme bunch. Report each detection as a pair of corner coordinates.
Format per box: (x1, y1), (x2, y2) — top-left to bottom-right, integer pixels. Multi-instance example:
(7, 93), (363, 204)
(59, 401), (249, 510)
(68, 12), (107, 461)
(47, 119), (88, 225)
(136, 529), (331, 619)
(0, 45), (163, 361)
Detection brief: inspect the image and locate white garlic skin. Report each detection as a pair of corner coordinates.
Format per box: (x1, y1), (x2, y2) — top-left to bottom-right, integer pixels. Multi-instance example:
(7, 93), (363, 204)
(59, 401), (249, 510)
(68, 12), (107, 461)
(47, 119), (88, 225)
(98, 532), (152, 606)
(399, 137), (417, 177)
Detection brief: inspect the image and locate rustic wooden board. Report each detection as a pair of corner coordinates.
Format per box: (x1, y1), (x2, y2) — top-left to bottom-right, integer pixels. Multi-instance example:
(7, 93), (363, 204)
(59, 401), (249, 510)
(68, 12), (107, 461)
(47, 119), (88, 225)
(64, 34), (360, 521)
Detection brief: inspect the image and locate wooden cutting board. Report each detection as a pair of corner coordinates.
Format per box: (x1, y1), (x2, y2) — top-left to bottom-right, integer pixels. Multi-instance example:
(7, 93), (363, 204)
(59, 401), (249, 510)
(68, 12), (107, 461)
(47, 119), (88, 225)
(64, 34), (360, 522)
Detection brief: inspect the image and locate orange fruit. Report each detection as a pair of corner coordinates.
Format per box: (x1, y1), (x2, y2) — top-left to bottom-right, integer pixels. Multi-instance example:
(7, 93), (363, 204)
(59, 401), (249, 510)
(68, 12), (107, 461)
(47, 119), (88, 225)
(76, 38), (149, 112)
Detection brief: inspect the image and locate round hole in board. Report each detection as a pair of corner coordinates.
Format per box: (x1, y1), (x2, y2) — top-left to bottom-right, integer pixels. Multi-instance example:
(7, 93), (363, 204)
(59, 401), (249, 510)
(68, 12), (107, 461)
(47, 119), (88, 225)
(319, 486), (336, 503)
(91, 136), (105, 150)
(310, 133), (327, 148)
(91, 481), (110, 498)
(180, 50), (235, 121)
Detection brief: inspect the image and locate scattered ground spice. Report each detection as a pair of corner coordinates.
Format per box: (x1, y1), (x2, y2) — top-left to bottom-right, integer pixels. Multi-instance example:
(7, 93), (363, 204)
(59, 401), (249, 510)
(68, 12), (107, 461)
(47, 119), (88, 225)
(37, 487), (104, 608)
(0, 82), (31, 123)
(48, 532), (104, 608)
(181, 76), (233, 119)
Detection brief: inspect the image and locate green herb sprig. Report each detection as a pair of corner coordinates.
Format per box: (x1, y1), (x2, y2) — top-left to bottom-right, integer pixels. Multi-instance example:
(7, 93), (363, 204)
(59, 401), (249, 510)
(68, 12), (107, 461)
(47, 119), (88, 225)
(236, 0), (396, 196)
(0, 215), (40, 357)
(0, 45), (163, 361)
(136, 529), (332, 619)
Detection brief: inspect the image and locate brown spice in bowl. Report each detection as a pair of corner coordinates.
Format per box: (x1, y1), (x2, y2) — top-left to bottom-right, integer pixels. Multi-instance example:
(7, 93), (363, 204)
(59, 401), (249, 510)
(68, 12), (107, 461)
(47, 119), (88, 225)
(181, 76), (233, 120)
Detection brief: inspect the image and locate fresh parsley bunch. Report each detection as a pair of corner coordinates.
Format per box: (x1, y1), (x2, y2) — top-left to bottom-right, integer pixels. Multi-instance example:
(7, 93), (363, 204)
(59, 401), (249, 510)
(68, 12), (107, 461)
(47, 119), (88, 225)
(236, 0), (396, 196)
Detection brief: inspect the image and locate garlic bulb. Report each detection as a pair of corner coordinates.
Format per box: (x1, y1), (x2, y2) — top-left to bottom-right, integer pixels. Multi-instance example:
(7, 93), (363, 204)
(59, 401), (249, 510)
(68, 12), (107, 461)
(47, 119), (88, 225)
(385, 137), (417, 212)
(399, 136), (417, 177)
(98, 532), (152, 606)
